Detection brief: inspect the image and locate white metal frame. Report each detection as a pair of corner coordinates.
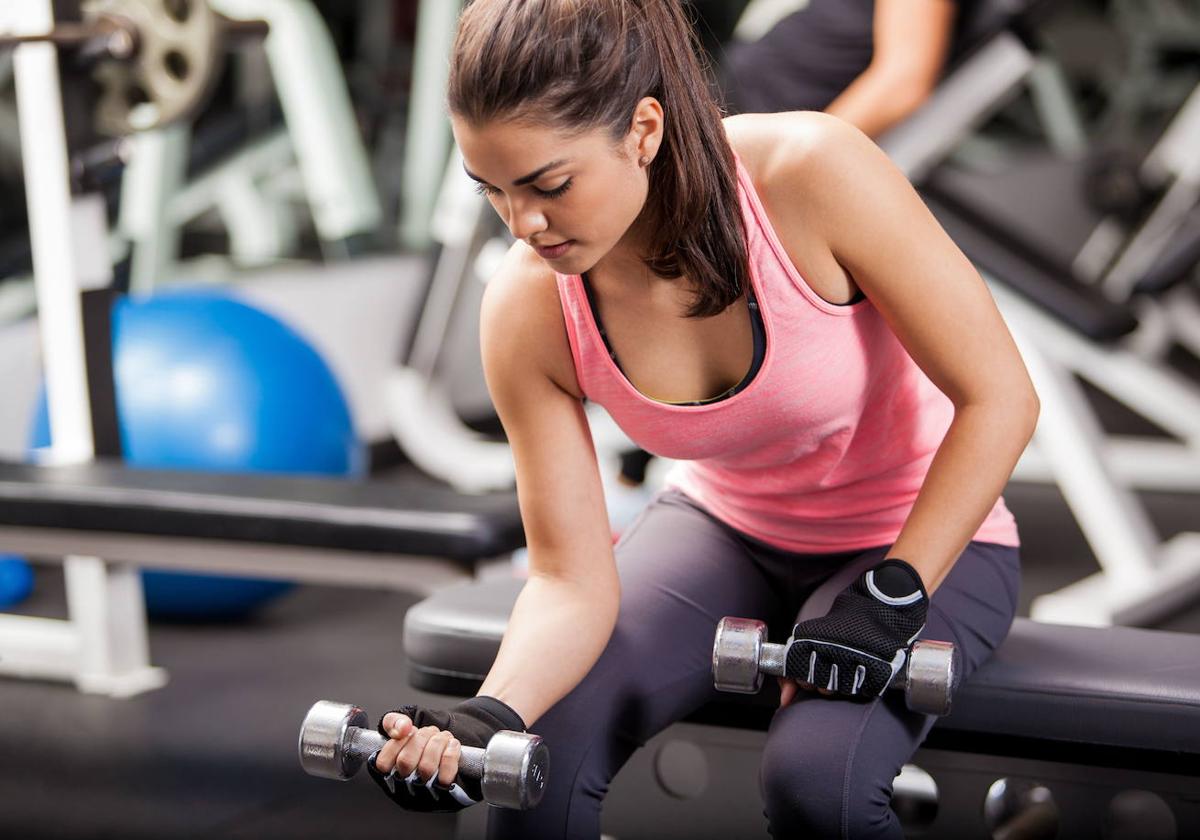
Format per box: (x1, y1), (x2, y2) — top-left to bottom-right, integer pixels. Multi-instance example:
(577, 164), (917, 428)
(211, 0), (382, 248)
(117, 0), (385, 288)
(385, 149), (518, 495)
(2, 0), (165, 697)
(118, 124), (190, 293)
(993, 284), (1200, 626)
(1073, 78), (1200, 367)
(881, 21), (1200, 625)
(0, 1), (468, 697)
(399, 0), (464, 250)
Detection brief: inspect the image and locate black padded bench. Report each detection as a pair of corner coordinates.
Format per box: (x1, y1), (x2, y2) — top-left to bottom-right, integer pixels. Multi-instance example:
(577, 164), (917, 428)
(0, 459), (525, 694)
(0, 460), (524, 590)
(923, 188), (1141, 343)
(404, 577), (1200, 839)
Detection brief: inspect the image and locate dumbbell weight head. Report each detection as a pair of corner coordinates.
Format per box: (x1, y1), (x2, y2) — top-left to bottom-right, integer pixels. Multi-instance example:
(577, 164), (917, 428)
(712, 616), (770, 694)
(904, 639), (957, 717)
(298, 701), (378, 781)
(475, 720), (550, 811)
(298, 701), (549, 810)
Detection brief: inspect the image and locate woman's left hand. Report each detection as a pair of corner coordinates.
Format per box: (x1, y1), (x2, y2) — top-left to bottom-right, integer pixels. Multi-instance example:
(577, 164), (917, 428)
(778, 559), (928, 706)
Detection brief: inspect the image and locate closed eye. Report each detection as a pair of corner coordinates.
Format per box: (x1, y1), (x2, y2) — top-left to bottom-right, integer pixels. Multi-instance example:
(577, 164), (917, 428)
(535, 179), (573, 199)
(472, 179), (574, 200)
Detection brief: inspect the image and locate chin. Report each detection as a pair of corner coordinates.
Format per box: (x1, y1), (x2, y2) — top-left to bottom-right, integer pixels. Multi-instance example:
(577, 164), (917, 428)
(551, 251), (594, 276)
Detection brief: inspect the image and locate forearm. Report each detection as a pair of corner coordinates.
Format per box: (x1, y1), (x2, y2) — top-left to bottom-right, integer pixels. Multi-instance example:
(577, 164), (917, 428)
(890, 400), (1037, 593)
(476, 571), (620, 728)
(825, 67), (931, 139)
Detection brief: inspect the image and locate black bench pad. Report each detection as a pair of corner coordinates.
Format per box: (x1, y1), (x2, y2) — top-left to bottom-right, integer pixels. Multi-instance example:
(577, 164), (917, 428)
(0, 460), (524, 561)
(922, 188), (1140, 342)
(403, 578), (1200, 756)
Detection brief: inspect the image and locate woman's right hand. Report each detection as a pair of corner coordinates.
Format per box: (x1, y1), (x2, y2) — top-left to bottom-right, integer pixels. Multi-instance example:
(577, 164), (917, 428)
(364, 696), (528, 813)
(778, 676), (799, 709)
(372, 713), (464, 793)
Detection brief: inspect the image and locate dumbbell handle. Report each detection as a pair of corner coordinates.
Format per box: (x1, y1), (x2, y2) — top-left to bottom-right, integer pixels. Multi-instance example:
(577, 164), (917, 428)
(756, 640), (916, 690)
(343, 726), (486, 781)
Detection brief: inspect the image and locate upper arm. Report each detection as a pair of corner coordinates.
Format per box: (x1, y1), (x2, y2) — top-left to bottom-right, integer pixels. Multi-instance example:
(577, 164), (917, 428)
(763, 114), (1035, 410)
(480, 244), (616, 584)
(871, 0), (957, 98)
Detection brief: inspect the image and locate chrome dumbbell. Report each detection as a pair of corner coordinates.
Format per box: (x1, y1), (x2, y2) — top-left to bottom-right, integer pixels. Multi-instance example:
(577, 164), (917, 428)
(298, 700), (549, 810)
(712, 617), (958, 716)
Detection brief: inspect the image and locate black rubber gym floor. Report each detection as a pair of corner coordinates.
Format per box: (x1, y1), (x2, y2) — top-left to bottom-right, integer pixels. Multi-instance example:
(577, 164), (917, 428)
(0, 476), (1196, 839)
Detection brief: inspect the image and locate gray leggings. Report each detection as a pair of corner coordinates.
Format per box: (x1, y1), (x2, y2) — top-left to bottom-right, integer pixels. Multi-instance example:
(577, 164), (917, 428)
(487, 490), (1021, 839)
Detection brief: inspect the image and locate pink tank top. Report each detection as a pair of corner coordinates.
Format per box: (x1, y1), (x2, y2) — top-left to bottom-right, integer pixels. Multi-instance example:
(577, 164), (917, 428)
(555, 156), (1019, 553)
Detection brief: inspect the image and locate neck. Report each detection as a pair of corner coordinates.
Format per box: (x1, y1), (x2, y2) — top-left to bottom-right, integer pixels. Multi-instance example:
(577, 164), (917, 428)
(588, 208), (671, 294)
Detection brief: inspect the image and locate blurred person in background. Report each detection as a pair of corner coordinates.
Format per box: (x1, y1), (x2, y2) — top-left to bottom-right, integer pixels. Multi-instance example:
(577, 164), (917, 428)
(720, 0), (962, 137)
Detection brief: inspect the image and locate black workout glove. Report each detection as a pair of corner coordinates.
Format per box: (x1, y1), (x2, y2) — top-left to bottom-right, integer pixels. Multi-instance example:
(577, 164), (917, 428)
(364, 695), (526, 813)
(785, 559), (928, 700)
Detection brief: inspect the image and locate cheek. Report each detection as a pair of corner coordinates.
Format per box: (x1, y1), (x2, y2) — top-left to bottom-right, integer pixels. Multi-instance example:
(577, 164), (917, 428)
(574, 173), (645, 237)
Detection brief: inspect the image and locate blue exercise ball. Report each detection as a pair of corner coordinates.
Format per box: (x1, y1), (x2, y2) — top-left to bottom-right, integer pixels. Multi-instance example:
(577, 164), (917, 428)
(32, 288), (365, 620)
(0, 557), (34, 608)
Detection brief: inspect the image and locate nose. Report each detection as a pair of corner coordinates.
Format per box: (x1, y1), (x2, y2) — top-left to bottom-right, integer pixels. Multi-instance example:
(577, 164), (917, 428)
(503, 197), (548, 242)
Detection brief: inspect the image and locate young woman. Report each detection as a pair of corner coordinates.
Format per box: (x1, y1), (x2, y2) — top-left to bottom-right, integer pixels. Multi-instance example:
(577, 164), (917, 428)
(367, 2), (1038, 837)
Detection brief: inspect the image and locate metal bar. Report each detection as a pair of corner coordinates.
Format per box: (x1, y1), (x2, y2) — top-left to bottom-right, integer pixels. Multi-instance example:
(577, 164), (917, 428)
(880, 32), (1036, 182)
(210, 0), (382, 245)
(1014, 436), (1200, 492)
(399, 0), (464, 249)
(992, 283), (1162, 598)
(0, 525), (477, 594)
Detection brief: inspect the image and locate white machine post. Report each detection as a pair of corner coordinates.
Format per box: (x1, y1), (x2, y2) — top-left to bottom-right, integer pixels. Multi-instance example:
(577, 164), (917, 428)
(385, 150), (517, 494)
(119, 124), (191, 295)
(0, 0), (167, 696)
(398, 0), (463, 250)
(994, 284), (1200, 626)
(211, 0), (383, 252)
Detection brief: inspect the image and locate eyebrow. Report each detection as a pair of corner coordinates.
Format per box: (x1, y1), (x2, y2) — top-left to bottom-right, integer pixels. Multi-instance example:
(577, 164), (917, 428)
(463, 159), (570, 187)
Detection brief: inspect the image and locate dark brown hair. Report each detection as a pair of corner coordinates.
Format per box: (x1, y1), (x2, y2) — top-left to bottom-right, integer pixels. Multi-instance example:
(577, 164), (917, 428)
(448, 0), (748, 317)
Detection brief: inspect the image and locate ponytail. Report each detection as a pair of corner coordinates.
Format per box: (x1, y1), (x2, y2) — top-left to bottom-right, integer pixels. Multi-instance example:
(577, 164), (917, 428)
(449, 0), (748, 317)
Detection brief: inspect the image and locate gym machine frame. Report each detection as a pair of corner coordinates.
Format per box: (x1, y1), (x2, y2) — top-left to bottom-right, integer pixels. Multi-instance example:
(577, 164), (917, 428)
(877, 18), (1200, 625)
(862, 10), (1200, 626)
(0, 0), (164, 697)
(0, 1), (498, 697)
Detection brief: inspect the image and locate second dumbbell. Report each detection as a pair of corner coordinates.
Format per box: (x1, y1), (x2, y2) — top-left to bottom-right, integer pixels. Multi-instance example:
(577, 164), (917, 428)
(712, 617), (958, 716)
(298, 700), (549, 810)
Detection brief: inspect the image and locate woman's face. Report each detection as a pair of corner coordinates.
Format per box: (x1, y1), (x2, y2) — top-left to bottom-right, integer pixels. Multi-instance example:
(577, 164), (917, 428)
(451, 107), (659, 276)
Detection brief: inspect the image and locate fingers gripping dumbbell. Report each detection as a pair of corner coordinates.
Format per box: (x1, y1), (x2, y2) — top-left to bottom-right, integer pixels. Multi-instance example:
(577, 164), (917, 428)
(298, 701), (549, 810)
(712, 617), (958, 716)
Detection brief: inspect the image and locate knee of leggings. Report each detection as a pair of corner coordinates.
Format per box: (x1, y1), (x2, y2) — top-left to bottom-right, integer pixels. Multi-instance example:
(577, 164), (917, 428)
(759, 739), (896, 840)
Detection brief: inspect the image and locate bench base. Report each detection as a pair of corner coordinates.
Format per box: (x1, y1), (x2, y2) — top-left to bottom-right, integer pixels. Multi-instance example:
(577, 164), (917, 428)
(445, 717), (1200, 839)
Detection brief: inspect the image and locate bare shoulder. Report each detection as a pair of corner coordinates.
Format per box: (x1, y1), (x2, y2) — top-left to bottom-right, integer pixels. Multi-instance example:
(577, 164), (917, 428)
(724, 111), (904, 243)
(724, 111), (878, 197)
(481, 241), (583, 399)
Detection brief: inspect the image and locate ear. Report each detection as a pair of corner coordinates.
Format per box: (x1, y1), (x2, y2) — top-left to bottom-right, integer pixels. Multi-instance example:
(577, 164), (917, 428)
(627, 96), (664, 165)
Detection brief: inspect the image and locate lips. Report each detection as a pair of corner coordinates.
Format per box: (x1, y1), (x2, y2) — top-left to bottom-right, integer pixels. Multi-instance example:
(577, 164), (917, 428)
(534, 240), (574, 259)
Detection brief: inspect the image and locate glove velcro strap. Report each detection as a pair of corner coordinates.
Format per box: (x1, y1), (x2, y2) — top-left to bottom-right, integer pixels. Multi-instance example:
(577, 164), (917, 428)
(461, 695), (527, 734)
(866, 559), (927, 604)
